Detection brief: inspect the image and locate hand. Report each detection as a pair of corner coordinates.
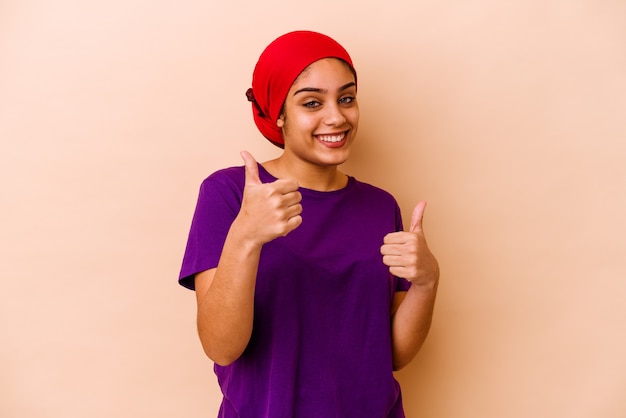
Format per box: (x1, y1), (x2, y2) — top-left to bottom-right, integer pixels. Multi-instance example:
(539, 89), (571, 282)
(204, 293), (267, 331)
(381, 201), (439, 285)
(236, 151), (302, 245)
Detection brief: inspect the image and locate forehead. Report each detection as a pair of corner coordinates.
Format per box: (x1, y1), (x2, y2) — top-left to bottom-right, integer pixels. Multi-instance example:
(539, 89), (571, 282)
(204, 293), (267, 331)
(291, 58), (356, 88)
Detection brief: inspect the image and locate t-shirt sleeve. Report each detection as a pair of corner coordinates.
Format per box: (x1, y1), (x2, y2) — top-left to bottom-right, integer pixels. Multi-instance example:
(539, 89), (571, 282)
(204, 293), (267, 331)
(393, 200), (412, 292)
(178, 171), (243, 290)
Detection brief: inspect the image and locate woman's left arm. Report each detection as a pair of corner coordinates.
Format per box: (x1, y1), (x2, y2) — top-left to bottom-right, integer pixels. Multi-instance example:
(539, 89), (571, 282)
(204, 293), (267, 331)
(381, 201), (440, 371)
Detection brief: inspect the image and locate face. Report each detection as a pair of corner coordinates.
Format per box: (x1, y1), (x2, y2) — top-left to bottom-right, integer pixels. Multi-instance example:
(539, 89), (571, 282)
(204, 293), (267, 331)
(278, 58), (359, 168)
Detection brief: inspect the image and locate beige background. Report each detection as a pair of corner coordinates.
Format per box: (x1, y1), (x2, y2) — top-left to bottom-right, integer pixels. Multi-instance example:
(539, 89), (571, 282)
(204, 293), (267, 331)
(1, 0), (625, 417)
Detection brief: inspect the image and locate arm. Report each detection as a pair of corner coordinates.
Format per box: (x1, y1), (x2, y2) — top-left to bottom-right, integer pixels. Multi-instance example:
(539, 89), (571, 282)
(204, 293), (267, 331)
(195, 151), (302, 366)
(390, 280), (438, 370)
(194, 224), (260, 366)
(382, 201), (440, 370)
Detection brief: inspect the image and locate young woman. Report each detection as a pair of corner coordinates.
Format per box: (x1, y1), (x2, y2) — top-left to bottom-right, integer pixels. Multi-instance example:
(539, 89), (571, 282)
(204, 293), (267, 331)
(179, 30), (439, 417)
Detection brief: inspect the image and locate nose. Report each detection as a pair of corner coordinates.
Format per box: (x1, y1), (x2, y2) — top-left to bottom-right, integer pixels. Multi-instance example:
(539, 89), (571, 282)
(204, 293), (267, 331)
(323, 102), (347, 127)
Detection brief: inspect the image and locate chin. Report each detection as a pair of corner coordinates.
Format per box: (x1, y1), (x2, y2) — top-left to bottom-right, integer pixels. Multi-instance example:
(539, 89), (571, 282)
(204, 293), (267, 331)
(318, 149), (352, 166)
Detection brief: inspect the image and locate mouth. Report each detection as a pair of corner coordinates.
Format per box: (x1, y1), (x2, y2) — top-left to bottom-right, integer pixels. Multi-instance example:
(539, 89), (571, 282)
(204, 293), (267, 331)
(315, 131), (348, 144)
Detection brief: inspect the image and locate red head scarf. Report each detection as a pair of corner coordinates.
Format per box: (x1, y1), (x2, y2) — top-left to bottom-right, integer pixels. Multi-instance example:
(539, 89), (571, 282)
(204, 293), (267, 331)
(246, 31), (357, 148)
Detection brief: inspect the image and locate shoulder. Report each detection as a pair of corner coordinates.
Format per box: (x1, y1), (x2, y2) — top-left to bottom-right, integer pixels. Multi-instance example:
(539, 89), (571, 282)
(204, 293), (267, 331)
(202, 166), (245, 186)
(196, 166), (246, 205)
(345, 176), (403, 229)
(199, 166), (245, 191)
(349, 177), (398, 204)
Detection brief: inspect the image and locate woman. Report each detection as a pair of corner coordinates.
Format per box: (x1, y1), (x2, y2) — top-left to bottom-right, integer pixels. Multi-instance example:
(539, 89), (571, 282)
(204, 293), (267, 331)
(179, 30), (439, 417)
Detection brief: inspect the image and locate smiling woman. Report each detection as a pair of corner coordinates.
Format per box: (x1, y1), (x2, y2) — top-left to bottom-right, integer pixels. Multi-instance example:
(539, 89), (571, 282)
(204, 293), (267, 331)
(270, 58), (360, 186)
(178, 30), (439, 418)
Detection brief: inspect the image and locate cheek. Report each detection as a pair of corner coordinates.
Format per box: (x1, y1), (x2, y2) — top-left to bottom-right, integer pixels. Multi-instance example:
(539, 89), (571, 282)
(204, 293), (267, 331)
(347, 107), (360, 127)
(284, 112), (317, 135)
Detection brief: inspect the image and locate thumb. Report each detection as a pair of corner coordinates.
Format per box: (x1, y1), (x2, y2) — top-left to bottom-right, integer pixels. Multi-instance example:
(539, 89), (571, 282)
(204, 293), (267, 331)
(409, 201), (427, 233)
(241, 150), (261, 186)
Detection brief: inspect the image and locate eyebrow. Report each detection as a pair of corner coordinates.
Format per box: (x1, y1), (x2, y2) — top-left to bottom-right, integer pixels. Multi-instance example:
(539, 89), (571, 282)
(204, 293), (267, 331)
(293, 82), (356, 96)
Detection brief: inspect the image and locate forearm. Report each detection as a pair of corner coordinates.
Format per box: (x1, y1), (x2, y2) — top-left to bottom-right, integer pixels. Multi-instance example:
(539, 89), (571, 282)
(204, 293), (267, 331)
(195, 220), (262, 366)
(391, 279), (438, 371)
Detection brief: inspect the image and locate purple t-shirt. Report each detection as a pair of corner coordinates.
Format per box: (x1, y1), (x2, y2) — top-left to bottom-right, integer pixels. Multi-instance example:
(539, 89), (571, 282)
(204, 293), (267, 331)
(179, 164), (411, 417)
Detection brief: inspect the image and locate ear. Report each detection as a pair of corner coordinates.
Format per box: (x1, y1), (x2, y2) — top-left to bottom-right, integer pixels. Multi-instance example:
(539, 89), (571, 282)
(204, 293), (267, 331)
(276, 116), (284, 128)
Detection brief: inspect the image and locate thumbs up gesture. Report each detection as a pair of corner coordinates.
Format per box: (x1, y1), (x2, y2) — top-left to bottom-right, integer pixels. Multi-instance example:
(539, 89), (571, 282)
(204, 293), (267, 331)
(381, 202), (439, 285)
(236, 151), (303, 246)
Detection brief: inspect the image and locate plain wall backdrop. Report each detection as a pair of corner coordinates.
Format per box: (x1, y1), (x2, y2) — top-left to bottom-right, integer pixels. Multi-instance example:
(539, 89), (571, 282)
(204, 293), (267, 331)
(1, 0), (625, 417)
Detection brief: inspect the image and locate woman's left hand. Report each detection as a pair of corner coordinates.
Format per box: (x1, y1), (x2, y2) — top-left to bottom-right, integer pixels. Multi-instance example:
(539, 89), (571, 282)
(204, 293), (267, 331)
(381, 201), (439, 286)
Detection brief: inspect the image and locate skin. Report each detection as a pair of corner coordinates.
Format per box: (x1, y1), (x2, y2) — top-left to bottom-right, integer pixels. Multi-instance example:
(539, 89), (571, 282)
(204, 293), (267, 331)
(264, 58), (359, 190)
(194, 58), (439, 369)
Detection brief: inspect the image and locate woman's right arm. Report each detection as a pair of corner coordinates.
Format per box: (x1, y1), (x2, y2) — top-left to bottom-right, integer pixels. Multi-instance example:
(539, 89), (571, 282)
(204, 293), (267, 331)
(194, 151), (302, 366)
(194, 220), (262, 366)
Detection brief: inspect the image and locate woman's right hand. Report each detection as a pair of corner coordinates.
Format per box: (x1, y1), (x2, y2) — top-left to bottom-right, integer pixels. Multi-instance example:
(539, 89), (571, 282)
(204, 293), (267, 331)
(236, 151), (303, 245)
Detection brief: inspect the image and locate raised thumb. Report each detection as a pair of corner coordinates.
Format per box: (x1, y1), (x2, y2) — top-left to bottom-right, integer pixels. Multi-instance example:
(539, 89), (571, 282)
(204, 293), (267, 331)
(409, 201), (427, 233)
(241, 150), (261, 185)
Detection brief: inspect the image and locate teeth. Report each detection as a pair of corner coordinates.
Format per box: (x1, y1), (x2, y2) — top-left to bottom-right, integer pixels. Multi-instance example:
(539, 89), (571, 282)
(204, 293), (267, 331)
(317, 133), (345, 143)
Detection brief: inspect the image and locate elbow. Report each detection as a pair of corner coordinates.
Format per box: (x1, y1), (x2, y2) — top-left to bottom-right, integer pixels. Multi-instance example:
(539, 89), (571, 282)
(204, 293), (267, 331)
(392, 356), (411, 372)
(200, 336), (247, 366)
(391, 344), (422, 371)
(211, 355), (238, 367)
(204, 350), (240, 367)
(204, 347), (243, 367)
(197, 325), (251, 367)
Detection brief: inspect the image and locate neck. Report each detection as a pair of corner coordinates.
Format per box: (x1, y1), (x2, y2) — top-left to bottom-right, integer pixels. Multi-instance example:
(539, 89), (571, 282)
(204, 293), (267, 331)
(262, 157), (348, 191)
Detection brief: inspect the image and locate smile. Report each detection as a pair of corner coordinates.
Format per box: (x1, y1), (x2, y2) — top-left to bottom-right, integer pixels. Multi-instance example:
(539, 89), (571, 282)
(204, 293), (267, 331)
(315, 131), (347, 143)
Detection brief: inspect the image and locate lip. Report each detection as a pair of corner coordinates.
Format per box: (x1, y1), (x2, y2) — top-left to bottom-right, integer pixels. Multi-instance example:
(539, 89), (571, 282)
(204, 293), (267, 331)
(314, 130), (349, 148)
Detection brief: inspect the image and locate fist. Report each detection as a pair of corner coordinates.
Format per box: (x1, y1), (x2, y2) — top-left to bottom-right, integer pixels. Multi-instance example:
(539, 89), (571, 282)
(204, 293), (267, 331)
(381, 201), (439, 285)
(237, 151), (303, 245)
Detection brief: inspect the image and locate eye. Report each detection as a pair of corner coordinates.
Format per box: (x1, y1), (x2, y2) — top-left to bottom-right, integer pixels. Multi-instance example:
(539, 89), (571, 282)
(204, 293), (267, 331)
(339, 96), (355, 105)
(303, 100), (321, 108)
